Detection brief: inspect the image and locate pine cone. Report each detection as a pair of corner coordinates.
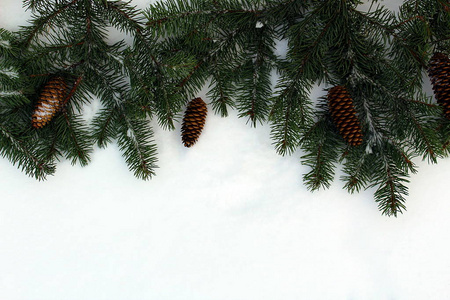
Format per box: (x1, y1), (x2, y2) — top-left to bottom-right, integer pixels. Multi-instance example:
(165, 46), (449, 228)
(428, 52), (450, 119)
(32, 76), (67, 128)
(327, 86), (363, 146)
(181, 97), (207, 147)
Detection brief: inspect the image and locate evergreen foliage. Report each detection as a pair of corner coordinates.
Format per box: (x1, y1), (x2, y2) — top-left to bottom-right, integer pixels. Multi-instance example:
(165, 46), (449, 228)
(1, 28), (55, 179)
(5, 0), (159, 179)
(0, 0), (449, 216)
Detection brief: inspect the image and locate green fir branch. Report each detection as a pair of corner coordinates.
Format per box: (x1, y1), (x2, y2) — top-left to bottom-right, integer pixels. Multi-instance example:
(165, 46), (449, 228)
(301, 117), (341, 191)
(236, 25), (275, 127)
(207, 68), (237, 117)
(92, 107), (120, 148)
(0, 123), (55, 180)
(371, 162), (409, 217)
(117, 115), (158, 180)
(0, 0), (449, 216)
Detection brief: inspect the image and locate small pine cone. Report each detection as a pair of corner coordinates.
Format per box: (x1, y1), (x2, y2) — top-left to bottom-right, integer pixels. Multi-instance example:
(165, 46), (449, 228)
(428, 52), (450, 119)
(327, 86), (363, 146)
(32, 76), (67, 128)
(181, 97), (207, 147)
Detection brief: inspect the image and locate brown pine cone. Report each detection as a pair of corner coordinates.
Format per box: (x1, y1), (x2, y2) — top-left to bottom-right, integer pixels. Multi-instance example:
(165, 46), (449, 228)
(181, 97), (207, 147)
(32, 76), (67, 128)
(428, 52), (450, 119)
(327, 86), (363, 146)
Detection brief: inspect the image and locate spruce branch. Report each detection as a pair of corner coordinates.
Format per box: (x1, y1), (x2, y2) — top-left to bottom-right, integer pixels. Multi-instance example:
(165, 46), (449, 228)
(341, 151), (373, 194)
(1, 27), (55, 179)
(6, 0), (160, 178)
(59, 111), (92, 166)
(1, 0), (449, 215)
(270, 80), (313, 156)
(205, 59), (237, 117)
(371, 157), (409, 217)
(0, 123), (55, 180)
(92, 107), (119, 148)
(301, 117), (341, 191)
(235, 25), (275, 127)
(117, 114), (158, 180)
(22, 0), (80, 47)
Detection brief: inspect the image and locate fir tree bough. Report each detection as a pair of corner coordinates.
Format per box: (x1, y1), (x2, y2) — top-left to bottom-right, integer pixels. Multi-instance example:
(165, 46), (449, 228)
(1, 0), (449, 216)
(2, 0), (161, 179)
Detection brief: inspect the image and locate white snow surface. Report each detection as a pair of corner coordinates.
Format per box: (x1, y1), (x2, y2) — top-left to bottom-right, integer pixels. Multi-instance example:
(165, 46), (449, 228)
(1, 1), (450, 299)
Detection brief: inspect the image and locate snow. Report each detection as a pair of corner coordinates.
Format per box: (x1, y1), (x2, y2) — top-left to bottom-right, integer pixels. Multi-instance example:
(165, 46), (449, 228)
(1, 1), (450, 299)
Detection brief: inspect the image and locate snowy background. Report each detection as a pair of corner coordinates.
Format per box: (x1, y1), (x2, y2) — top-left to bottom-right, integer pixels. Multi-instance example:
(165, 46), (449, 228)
(1, 0), (450, 299)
